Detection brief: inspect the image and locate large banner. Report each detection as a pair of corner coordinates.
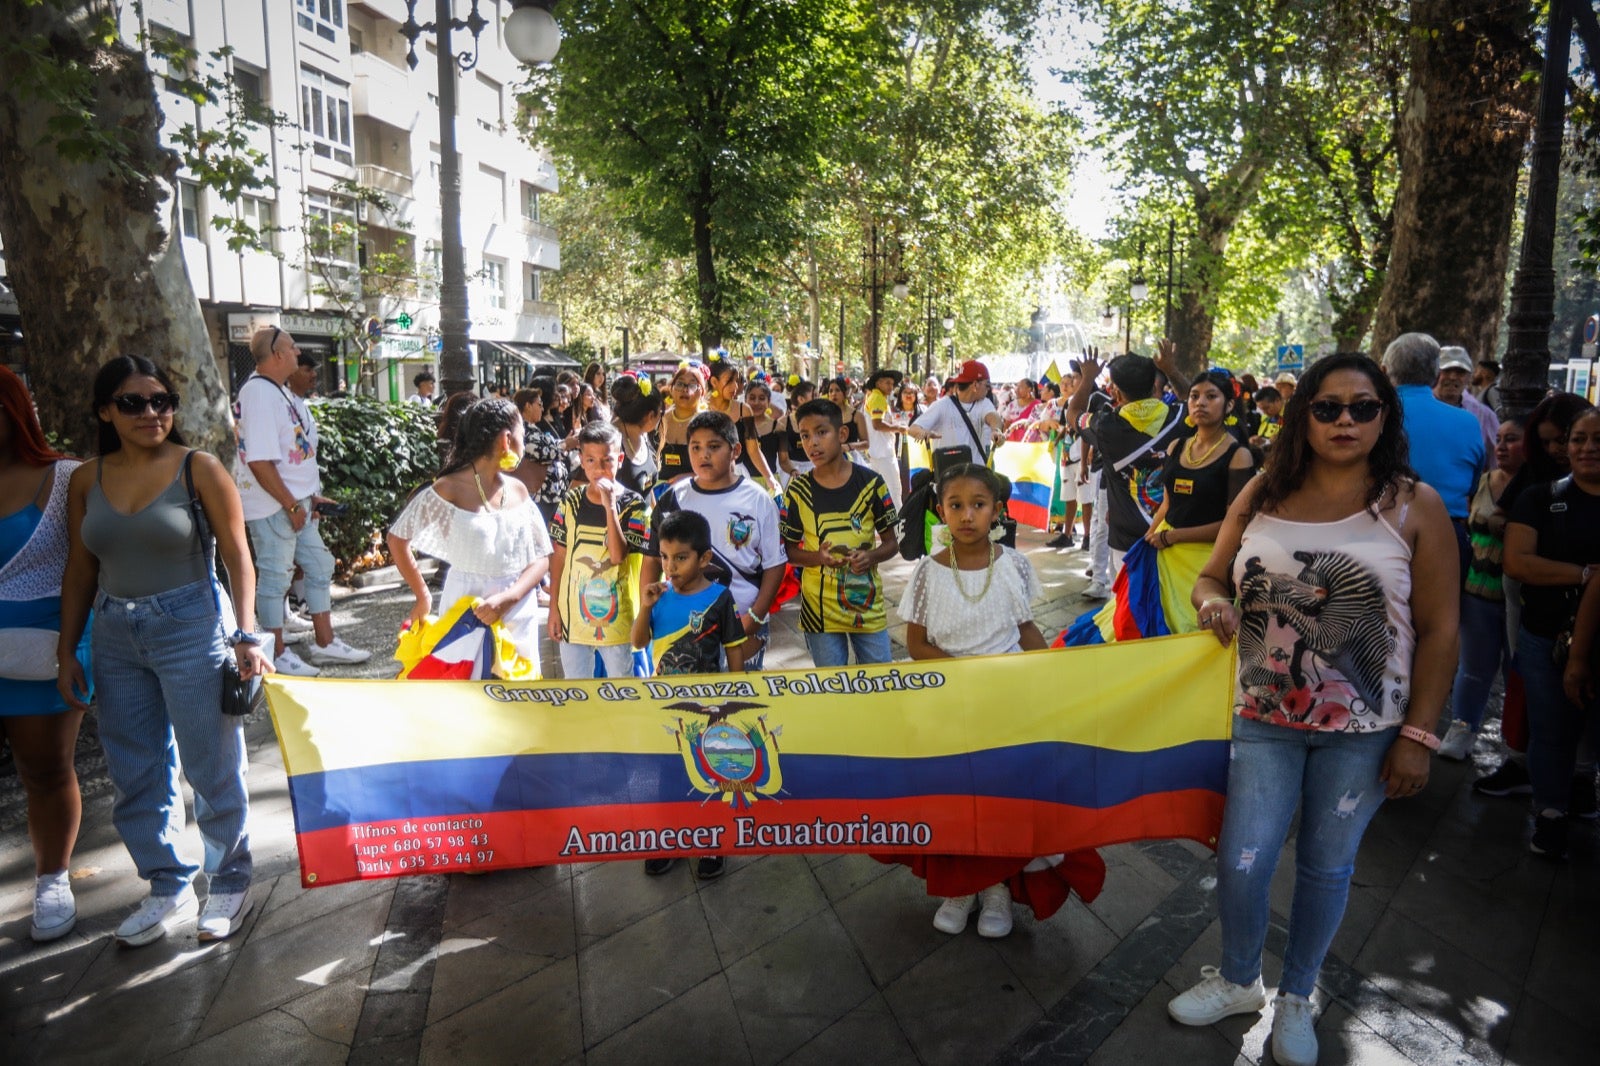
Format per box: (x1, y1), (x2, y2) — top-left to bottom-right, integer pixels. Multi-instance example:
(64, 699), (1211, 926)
(266, 635), (1237, 888)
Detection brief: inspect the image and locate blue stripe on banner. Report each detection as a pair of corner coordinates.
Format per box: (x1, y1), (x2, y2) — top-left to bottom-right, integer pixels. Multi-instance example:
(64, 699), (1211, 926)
(286, 740), (1228, 833)
(1010, 479), (1052, 510)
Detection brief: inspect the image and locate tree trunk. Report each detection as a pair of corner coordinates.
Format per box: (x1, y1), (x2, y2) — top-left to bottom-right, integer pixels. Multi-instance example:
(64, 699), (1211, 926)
(1329, 272), (1384, 352)
(1368, 0), (1537, 363)
(0, 0), (233, 459)
(689, 169), (722, 354)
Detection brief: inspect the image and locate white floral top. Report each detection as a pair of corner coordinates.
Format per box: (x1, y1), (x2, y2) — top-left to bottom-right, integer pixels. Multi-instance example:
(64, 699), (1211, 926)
(389, 486), (552, 577)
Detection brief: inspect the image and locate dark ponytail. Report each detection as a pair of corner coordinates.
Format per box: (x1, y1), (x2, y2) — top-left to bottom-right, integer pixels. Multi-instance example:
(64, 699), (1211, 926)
(439, 398), (520, 477)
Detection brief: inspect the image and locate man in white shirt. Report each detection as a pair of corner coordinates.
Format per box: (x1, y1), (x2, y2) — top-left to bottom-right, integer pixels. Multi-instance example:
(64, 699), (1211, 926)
(906, 359), (1004, 462)
(236, 327), (371, 675)
(862, 368), (906, 506)
(407, 370), (440, 407)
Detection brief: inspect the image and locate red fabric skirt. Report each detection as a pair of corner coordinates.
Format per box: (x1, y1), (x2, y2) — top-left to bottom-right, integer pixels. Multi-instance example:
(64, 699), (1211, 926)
(874, 850), (1107, 920)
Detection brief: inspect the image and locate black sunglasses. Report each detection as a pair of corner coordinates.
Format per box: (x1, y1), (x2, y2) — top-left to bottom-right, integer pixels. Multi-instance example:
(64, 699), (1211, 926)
(112, 392), (179, 416)
(268, 325), (282, 352)
(1309, 399), (1384, 424)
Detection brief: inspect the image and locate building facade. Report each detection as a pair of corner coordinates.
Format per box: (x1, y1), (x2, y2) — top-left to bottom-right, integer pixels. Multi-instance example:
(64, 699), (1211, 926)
(1, 0), (566, 402)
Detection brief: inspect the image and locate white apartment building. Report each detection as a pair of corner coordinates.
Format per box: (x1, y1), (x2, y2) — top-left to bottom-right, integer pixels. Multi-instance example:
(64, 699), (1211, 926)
(1, 0), (565, 399)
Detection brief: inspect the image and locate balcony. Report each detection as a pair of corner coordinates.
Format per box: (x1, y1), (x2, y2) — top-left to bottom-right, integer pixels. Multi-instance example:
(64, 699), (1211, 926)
(351, 51), (418, 133)
(518, 217), (558, 242)
(357, 164), (413, 200)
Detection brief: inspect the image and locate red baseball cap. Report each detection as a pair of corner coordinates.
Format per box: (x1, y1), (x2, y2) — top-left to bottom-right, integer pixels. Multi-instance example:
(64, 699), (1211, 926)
(949, 360), (991, 385)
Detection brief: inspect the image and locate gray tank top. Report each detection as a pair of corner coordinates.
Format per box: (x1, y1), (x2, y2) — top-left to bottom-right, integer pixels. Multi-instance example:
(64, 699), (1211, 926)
(82, 463), (209, 599)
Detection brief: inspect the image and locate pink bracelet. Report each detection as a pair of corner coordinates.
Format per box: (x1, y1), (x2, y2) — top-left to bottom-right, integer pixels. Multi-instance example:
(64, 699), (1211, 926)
(1398, 724), (1440, 752)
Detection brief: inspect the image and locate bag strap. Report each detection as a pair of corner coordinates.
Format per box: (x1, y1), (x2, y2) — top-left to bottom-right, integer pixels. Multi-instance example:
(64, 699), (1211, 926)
(1111, 407), (1185, 474)
(182, 450), (224, 618)
(953, 400), (989, 463)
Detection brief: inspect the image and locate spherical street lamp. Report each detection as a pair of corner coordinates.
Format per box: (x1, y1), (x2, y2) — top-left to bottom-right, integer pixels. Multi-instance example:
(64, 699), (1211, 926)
(1130, 273), (1149, 304)
(505, 2), (562, 64)
(941, 311), (956, 331)
(892, 278), (910, 301)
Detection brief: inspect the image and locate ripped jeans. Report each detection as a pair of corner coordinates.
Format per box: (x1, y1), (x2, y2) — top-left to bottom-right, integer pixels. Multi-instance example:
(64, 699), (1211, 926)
(1216, 715), (1392, 998)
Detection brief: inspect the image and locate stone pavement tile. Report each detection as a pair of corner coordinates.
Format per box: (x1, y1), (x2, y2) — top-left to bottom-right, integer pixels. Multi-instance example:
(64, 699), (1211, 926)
(989, 894), (1122, 1008)
(1521, 869), (1600, 1034)
(1501, 991), (1598, 1066)
(724, 910), (876, 1064)
(427, 877), (575, 1024)
(1353, 909), (1517, 1060)
(440, 864), (571, 932)
(1086, 846), (1177, 938)
(195, 882), (394, 1039)
(0, 929), (107, 1025)
(830, 863), (948, 987)
(26, 948), (235, 1064)
(779, 993), (918, 1066)
(420, 954), (583, 1063)
(1385, 843), (1549, 979)
(1082, 981), (1244, 1066)
(810, 852), (892, 904)
(585, 972), (751, 1066)
(882, 936), (1043, 1066)
(698, 855), (828, 967)
(173, 1005), (351, 1066)
(275, 970), (369, 1045)
(577, 892), (721, 1043)
(1315, 1002), (1441, 1066)
(572, 854), (697, 942)
(253, 871), (395, 941)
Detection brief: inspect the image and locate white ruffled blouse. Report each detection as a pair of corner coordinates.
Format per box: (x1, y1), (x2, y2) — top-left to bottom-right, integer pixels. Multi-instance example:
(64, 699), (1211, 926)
(389, 486), (552, 576)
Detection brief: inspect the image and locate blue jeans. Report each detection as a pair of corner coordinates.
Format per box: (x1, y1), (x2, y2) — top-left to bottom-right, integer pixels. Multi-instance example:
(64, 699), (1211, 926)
(93, 579), (252, 896)
(804, 629), (892, 668)
(1451, 592), (1509, 731)
(247, 502), (335, 629)
(557, 641), (633, 679)
(1515, 627), (1600, 812)
(1217, 715), (1391, 998)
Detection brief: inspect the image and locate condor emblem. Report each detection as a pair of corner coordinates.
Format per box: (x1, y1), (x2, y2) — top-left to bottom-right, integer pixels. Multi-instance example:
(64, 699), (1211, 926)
(664, 700), (783, 809)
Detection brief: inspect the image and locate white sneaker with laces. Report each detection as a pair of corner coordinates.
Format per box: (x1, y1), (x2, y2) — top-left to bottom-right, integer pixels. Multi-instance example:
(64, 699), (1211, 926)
(976, 883), (1013, 938)
(31, 871), (76, 942)
(1082, 582), (1110, 600)
(932, 894), (977, 934)
(115, 886), (198, 947)
(1437, 720), (1474, 761)
(1167, 966), (1268, 1025)
(275, 648), (321, 676)
(306, 637), (372, 665)
(281, 598), (314, 634)
(198, 888), (253, 942)
(1271, 992), (1319, 1066)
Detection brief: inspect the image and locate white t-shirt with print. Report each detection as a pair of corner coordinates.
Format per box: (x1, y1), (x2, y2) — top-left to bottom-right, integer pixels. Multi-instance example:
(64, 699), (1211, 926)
(235, 375), (322, 520)
(646, 476), (782, 614)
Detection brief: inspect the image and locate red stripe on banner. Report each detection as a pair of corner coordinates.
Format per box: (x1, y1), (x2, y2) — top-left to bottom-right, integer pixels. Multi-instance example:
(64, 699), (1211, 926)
(291, 791), (1225, 888)
(1006, 498), (1051, 530)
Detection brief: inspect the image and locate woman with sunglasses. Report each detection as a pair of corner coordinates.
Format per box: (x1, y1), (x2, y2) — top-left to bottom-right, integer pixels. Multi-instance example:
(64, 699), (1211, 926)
(57, 356), (271, 947)
(1169, 353), (1457, 1066)
(657, 363), (708, 485)
(0, 368), (92, 941)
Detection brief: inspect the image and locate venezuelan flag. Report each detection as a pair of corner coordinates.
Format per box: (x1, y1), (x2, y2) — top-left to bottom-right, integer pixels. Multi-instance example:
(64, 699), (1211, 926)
(265, 635), (1235, 888)
(992, 440), (1056, 530)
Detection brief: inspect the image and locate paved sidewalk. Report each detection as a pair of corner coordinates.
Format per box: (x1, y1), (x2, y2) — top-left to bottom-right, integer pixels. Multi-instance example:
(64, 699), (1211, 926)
(2, 527), (1596, 1064)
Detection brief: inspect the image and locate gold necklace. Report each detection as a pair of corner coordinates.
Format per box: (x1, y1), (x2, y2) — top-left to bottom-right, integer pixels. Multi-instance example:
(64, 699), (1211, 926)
(1185, 432), (1228, 466)
(472, 468), (499, 511)
(669, 407), (697, 424)
(947, 543), (998, 604)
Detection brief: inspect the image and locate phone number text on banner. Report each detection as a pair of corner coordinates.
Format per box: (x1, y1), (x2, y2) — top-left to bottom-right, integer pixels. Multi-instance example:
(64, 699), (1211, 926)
(264, 634), (1236, 887)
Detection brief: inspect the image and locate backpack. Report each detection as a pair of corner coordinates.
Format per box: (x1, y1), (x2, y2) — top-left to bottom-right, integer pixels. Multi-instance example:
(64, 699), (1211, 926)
(898, 470), (938, 561)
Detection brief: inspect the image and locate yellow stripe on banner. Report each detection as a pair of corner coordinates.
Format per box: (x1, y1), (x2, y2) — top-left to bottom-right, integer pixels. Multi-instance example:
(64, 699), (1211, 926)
(992, 440), (1057, 490)
(266, 634), (1237, 776)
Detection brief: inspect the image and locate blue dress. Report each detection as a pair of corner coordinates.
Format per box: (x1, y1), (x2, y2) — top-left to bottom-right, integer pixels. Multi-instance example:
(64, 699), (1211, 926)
(0, 503), (90, 715)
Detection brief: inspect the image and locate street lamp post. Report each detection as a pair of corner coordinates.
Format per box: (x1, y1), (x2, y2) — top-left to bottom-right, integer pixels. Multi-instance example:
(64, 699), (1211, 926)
(617, 325), (630, 369)
(1127, 239), (1149, 354)
(401, 0), (561, 398)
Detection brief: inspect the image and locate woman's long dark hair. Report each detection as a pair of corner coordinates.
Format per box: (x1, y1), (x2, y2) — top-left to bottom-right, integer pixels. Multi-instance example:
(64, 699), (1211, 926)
(610, 375), (663, 426)
(583, 361), (608, 403)
(440, 398), (520, 478)
(1252, 353), (1410, 516)
(1521, 391), (1594, 482)
(526, 375), (559, 432)
(92, 356), (186, 456)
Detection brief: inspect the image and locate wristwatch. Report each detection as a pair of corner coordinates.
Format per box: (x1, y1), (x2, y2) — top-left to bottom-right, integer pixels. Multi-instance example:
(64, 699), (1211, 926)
(228, 630), (263, 648)
(1398, 724), (1440, 752)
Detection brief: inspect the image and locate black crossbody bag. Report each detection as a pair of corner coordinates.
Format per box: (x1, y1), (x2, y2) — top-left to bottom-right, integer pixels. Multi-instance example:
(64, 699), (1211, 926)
(183, 452), (259, 717)
(951, 401), (1018, 549)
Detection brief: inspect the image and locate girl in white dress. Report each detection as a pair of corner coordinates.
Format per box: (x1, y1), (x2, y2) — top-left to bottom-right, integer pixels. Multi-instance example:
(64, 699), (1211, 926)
(899, 465), (1105, 938)
(388, 399), (553, 670)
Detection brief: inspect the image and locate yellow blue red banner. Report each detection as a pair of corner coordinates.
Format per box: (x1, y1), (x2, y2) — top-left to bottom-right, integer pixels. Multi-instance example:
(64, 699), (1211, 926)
(992, 440), (1058, 529)
(265, 635), (1237, 887)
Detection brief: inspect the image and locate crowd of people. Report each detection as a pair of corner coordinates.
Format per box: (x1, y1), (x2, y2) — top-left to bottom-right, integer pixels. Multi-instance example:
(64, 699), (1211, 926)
(2, 323), (1595, 1066)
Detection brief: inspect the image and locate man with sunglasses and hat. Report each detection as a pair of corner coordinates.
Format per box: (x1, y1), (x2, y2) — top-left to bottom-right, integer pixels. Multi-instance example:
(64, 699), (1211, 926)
(862, 367), (907, 507)
(236, 326), (372, 676)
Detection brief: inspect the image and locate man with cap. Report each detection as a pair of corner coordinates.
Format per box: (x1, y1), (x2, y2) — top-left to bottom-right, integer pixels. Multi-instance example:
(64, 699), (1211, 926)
(1436, 345), (1499, 468)
(906, 360), (1004, 464)
(862, 367), (907, 506)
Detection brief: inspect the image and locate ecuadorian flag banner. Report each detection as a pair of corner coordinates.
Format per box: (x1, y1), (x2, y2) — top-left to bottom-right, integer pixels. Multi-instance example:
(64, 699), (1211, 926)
(992, 440), (1057, 530)
(265, 635), (1235, 887)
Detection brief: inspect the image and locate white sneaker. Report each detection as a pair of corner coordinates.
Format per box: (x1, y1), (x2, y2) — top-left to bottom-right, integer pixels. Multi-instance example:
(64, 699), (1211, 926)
(281, 599), (314, 633)
(1437, 720), (1474, 761)
(932, 894), (977, 934)
(976, 883), (1013, 938)
(115, 886), (198, 947)
(305, 637), (372, 665)
(1167, 966), (1268, 1025)
(198, 887), (253, 942)
(1082, 582), (1110, 600)
(1271, 992), (1319, 1066)
(274, 648), (321, 677)
(31, 871), (76, 942)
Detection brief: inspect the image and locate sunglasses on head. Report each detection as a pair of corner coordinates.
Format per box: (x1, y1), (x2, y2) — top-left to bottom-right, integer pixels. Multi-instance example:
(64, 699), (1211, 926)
(1309, 399), (1384, 424)
(112, 392), (179, 416)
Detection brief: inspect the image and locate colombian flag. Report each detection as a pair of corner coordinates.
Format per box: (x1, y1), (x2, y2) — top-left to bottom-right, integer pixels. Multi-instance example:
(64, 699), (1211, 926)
(266, 635), (1235, 889)
(1042, 360), (1062, 387)
(992, 440), (1057, 530)
(904, 435), (933, 482)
